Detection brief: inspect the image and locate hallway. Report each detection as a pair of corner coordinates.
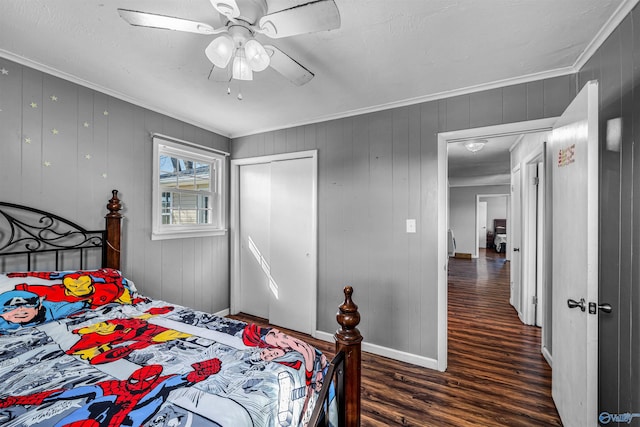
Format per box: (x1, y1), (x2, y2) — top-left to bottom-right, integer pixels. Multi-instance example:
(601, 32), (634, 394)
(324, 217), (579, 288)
(445, 249), (561, 425)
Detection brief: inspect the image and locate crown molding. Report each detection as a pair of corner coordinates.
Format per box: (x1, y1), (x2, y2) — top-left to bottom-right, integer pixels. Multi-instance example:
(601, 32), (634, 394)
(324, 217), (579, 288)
(231, 66), (575, 138)
(0, 50), (231, 139)
(573, 0), (640, 70)
(3, 0), (637, 141)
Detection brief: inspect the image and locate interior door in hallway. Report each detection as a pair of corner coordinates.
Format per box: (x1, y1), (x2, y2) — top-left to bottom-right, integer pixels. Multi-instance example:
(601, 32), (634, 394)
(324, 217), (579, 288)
(477, 201), (487, 250)
(511, 168), (522, 315)
(550, 80), (598, 427)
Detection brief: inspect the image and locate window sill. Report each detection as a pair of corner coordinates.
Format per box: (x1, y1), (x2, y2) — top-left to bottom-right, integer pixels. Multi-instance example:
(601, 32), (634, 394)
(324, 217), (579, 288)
(151, 228), (227, 241)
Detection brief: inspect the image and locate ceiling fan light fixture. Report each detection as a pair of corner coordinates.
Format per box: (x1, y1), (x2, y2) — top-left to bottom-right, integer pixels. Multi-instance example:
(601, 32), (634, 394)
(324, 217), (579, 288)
(244, 39), (270, 71)
(464, 140), (486, 153)
(232, 49), (253, 80)
(205, 34), (235, 68)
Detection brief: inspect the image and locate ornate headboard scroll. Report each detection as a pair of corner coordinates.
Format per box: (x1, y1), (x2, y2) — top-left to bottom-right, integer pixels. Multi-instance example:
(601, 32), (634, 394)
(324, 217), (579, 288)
(0, 190), (122, 271)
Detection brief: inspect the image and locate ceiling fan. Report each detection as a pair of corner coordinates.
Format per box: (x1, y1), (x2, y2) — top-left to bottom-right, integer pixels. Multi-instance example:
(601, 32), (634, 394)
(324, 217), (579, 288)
(118, 0), (341, 92)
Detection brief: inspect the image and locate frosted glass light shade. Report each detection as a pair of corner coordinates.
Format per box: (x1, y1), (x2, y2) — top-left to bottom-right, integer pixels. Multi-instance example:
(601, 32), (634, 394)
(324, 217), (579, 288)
(232, 50), (253, 80)
(244, 39), (270, 71)
(205, 34), (234, 68)
(464, 140), (486, 152)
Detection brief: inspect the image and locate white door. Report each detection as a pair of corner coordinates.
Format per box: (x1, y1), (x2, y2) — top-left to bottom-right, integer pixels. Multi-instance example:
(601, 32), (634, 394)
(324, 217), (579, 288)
(535, 161), (544, 327)
(477, 201), (487, 251)
(550, 80), (598, 427)
(511, 169), (522, 314)
(239, 163), (271, 319)
(269, 158), (315, 333)
(236, 155), (316, 335)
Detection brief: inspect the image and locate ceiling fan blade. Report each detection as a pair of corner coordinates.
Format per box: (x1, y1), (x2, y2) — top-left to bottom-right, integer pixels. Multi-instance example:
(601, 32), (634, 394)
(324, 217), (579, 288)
(264, 45), (314, 86)
(117, 9), (218, 35)
(258, 0), (340, 39)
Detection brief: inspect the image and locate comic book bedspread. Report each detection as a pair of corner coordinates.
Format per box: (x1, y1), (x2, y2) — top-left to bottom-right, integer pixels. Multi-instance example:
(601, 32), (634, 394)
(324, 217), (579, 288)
(0, 270), (327, 427)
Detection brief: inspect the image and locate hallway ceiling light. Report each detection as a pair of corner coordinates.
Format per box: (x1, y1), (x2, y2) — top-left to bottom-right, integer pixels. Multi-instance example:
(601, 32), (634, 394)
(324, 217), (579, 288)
(465, 140), (487, 153)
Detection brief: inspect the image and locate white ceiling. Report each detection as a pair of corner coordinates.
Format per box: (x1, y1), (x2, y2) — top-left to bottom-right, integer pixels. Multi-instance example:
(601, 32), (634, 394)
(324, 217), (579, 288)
(448, 134), (520, 186)
(0, 0), (635, 141)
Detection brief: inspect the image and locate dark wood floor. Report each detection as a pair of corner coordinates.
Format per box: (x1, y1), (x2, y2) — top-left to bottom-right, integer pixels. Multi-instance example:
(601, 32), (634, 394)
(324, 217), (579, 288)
(230, 248), (562, 426)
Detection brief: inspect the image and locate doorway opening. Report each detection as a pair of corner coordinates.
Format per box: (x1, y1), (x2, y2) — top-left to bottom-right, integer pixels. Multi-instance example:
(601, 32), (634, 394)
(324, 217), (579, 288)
(477, 194), (510, 259)
(437, 117), (556, 371)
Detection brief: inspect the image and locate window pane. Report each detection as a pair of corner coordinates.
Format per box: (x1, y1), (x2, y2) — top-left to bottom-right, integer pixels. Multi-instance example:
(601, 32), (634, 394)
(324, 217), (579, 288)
(159, 155), (178, 188)
(198, 194), (209, 209)
(199, 208), (212, 224)
(159, 155), (175, 174)
(177, 172), (194, 189)
(198, 195), (211, 225)
(179, 209), (196, 224)
(195, 162), (210, 191)
(170, 192), (180, 224)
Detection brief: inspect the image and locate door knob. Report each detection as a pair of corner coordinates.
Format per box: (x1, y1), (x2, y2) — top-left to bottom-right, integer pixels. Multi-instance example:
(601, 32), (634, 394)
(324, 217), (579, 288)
(588, 301), (612, 314)
(567, 298), (586, 312)
(598, 303), (612, 313)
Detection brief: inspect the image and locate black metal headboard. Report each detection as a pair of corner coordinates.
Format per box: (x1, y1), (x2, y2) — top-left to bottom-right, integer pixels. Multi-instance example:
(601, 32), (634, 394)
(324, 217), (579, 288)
(0, 190), (122, 272)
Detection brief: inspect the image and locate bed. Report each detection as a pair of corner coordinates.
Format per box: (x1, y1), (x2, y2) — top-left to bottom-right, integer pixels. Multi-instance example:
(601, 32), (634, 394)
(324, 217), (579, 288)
(0, 190), (362, 427)
(493, 219), (507, 253)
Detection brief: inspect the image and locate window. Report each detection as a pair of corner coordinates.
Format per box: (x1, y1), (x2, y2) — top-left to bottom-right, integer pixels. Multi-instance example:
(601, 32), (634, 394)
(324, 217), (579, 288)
(152, 135), (227, 240)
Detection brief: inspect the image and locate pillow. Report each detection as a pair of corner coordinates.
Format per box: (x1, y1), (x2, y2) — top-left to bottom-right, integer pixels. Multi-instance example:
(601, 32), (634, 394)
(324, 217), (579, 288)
(0, 268), (138, 334)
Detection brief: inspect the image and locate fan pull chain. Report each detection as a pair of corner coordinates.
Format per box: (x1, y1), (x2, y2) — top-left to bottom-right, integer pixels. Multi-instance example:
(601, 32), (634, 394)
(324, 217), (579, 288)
(226, 81), (243, 100)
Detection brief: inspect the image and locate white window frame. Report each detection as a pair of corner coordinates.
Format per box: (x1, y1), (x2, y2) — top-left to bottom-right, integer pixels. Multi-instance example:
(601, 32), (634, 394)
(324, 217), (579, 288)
(152, 135), (227, 240)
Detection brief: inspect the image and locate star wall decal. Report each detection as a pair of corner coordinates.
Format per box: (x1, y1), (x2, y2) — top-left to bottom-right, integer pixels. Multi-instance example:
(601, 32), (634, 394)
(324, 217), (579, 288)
(24, 137), (31, 144)
(51, 128), (59, 135)
(102, 173), (108, 179)
(30, 102), (38, 108)
(103, 110), (109, 116)
(0, 68), (8, 75)
(50, 95), (58, 102)
(85, 154), (92, 160)
(83, 122), (90, 128)
(44, 161), (52, 167)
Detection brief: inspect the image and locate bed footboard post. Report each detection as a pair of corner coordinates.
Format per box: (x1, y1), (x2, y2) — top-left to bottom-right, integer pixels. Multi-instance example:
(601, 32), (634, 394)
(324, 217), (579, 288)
(105, 189), (122, 270)
(335, 286), (362, 427)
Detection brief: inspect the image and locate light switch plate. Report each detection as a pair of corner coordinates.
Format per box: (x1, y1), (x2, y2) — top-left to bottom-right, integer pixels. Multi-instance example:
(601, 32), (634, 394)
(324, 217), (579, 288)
(406, 219), (416, 233)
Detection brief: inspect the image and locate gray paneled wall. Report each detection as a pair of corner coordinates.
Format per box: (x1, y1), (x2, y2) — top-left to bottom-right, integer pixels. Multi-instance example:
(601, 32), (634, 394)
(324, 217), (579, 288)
(232, 74), (576, 359)
(578, 4), (640, 418)
(0, 58), (231, 314)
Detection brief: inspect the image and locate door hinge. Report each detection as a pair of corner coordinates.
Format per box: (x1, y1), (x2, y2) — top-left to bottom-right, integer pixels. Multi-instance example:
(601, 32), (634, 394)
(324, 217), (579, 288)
(532, 177), (539, 186)
(532, 295), (538, 305)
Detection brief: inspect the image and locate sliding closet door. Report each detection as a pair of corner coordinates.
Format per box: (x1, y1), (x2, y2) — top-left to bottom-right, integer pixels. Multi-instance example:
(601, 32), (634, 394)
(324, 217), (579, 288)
(238, 163), (271, 319)
(235, 153), (316, 335)
(269, 157), (315, 333)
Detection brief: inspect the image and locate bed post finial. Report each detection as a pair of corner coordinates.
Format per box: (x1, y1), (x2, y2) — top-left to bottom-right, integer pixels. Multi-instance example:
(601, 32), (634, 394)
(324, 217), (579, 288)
(335, 285), (362, 427)
(105, 190), (122, 270)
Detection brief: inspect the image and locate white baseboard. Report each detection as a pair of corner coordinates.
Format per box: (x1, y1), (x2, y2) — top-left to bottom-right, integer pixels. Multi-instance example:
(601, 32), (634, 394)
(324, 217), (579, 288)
(315, 331), (440, 370)
(542, 346), (553, 368)
(215, 308), (230, 317)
